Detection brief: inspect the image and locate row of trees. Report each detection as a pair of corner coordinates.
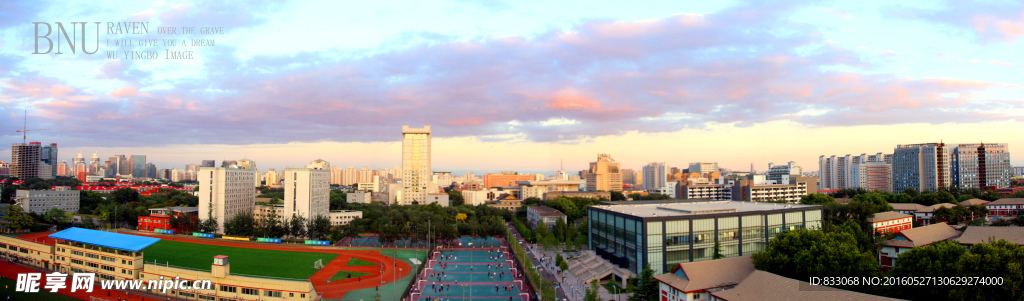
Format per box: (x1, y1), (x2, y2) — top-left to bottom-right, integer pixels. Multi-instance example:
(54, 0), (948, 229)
(829, 186), (1021, 205)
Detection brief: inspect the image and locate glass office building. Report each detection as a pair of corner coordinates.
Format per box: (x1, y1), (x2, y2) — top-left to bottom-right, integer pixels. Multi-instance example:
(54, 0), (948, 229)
(588, 200), (823, 275)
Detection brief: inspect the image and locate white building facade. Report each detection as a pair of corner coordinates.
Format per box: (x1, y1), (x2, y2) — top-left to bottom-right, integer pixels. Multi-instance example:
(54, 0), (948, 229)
(198, 167), (258, 233)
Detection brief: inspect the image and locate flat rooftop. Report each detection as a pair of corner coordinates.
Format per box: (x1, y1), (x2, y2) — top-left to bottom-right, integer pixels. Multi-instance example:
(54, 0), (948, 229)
(592, 200), (819, 218)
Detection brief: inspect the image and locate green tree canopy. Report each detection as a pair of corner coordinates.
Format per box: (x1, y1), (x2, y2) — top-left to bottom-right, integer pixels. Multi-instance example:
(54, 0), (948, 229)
(752, 228), (879, 281)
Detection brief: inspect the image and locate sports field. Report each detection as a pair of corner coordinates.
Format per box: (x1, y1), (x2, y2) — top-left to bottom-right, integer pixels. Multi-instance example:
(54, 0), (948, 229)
(143, 240), (338, 279)
(0, 276), (78, 301)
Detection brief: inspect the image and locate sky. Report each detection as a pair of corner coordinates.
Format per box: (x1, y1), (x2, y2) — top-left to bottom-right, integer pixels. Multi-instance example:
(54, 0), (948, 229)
(0, 0), (1023, 174)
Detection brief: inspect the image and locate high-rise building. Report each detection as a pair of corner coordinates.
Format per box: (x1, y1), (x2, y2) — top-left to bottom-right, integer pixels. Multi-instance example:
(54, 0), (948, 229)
(893, 142), (950, 192)
(307, 159), (330, 171)
(402, 125), (432, 204)
(11, 143), (41, 179)
(56, 161), (69, 177)
(146, 163), (157, 179)
(850, 162), (892, 192)
(283, 167), (330, 221)
(113, 155), (129, 176)
(265, 169), (280, 185)
(236, 159), (256, 170)
(586, 154), (622, 192)
(819, 153), (891, 190)
(951, 143), (1012, 189)
(358, 166), (373, 183)
(329, 166), (343, 185)
(688, 162), (719, 176)
(766, 161), (802, 183)
(1014, 166), (1024, 176)
(198, 167), (258, 233)
(483, 171), (534, 188)
(621, 169), (637, 186)
(40, 143), (58, 177)
(131, 155), (147, 178)
(341, 166), (358, 186)
(642, 162), (667, 192)
(201, 160), (215, 167)
(221, 160), (237, 168)
(88, 153), (100, 174)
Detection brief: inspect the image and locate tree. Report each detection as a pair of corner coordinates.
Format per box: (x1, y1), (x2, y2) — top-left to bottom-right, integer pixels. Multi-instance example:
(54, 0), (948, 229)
(307, 215), (332, 240)
(447, 190), (465, 206)
(2, 205), (35, 230)
(112, 188), (140, 204)
(170, 214), (196, 234)
(712, 241), (723, 259)
(627, 264), (659, 301)
(258, 208), (284, 238)
(610, 191), (626, 201)
(198, 217), (218, 233)
(224, 212), (256, 237)
(289, 214), (307, 239)
(751, 228), (879, 282)
(799, 193), (836, 205)
(583, 281), (600, 301)
(44, 208), (71, 228)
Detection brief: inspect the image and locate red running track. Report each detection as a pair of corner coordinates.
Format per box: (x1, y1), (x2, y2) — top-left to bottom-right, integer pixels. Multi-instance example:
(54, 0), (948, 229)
(120, 231), (412, 299)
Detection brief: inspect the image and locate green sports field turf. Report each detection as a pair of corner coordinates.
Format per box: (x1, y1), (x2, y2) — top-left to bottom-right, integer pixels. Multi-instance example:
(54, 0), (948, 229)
(329, 271), (373, 282)
(345, 258), (379, 267)
(143, 240), (337, 280)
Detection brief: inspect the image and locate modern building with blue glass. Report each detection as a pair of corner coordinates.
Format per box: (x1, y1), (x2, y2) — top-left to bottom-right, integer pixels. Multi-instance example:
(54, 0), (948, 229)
(588, 200), (822, 275)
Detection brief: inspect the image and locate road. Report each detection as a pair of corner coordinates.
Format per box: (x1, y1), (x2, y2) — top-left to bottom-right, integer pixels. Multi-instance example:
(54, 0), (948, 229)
(507, 221), (572, 301)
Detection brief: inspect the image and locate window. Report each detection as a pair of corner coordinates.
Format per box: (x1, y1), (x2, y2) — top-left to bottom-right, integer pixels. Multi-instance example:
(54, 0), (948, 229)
(242, 288), (258, 295)
(219, 285), (237, 293)
(264, 290), (282, 298)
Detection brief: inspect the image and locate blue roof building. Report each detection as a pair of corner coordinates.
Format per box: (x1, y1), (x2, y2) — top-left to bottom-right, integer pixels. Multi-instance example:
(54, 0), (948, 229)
(49, 227), (161, 253)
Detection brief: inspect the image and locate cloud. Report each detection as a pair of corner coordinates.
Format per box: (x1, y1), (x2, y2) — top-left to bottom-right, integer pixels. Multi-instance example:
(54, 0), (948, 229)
(6, 1), (1022, 148)
(886, 1), (1024, 43)
(0, 1), (48, 29)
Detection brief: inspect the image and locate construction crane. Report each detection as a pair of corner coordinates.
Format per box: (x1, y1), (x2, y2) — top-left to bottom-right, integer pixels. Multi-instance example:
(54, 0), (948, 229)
(16, 110), (48, 144)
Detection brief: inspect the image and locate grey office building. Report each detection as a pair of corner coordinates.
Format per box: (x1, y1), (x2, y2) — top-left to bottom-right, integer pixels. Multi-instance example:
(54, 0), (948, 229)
(588, 200), (823, 275)
(131, 155), (146, 178)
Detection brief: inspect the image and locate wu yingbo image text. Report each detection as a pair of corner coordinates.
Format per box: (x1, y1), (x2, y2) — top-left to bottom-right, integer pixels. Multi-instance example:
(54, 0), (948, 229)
(31, 21), (222, 59)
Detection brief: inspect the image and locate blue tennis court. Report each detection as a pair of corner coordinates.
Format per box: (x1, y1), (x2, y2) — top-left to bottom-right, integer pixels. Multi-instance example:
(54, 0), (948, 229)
(431, 264), (511, 272)
(418, 297), (525, 301)
(439, 250), (504, 256)
(424, 271), (516, 282)
(420, 284), (521, 297)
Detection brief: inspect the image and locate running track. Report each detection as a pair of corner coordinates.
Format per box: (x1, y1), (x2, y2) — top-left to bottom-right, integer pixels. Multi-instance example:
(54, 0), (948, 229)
(8, 231), (412, 299)
(119, 231), (413, 299)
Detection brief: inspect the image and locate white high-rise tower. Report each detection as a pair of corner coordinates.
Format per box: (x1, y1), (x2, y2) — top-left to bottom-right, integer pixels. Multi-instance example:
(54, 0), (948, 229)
(402, 126), (431, 204)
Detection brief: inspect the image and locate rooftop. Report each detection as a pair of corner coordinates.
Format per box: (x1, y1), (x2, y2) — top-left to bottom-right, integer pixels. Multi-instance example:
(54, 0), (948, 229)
(918, 203), (956, 213)
(956, 226), (1024, 246)
(890, 203), (927, 211)
(592, 200), (819, 218)
(710, 270), (901, 301)
(986, 198), (1024, 206)
(528, 206), (566, 217)
(884, 223), (960, 248)
(655, 256), (754, 293)
(960, 199), (990, 207)
(868, 211), (913, 223)
(150, 207), (198, 213)
(49, 228), (161, 252)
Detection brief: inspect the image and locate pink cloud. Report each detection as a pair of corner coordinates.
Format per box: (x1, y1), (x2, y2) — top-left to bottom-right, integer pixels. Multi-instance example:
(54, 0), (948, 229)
(129, 9), (156, 22)
(547, 90), (601, 110)
(649, 90), (669, 95)
(988, 60), (1014, 66)
(110, 86), (152, 98)
(445, 118), (485, 126)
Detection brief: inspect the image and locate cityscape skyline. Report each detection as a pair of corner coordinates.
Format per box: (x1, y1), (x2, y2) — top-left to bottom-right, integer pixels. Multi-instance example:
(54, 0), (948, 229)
(2, 1), (1024, 173)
